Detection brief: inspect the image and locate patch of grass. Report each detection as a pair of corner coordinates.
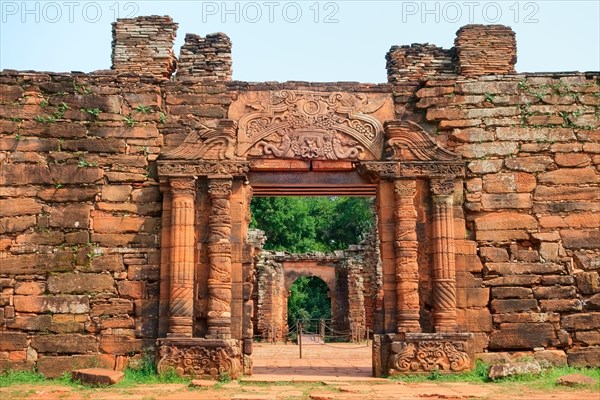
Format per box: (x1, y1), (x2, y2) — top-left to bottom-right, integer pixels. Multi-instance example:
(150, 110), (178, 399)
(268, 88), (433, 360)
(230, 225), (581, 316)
(0, 371), (47, 387)
(123, 114), (138, 128)
(115, 354), (190, 387)
(135, 105), (153, 114)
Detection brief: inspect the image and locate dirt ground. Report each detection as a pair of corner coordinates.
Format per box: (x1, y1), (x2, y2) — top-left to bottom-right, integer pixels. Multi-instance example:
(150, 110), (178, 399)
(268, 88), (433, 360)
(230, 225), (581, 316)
(1, 343), (597, 400)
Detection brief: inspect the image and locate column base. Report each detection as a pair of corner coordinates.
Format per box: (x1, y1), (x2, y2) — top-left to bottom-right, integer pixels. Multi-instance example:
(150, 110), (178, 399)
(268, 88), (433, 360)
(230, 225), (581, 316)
(373, 332), (474, 376)
(156, 338), (244, 379)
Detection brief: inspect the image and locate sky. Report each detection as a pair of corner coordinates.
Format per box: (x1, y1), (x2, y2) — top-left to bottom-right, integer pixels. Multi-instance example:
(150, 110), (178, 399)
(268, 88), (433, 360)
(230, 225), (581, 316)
(1, 0), (598, 83)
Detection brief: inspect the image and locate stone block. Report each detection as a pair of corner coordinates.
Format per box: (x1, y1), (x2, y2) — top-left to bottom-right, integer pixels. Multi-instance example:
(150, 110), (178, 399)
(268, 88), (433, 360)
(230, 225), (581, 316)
(93, 215), (159, 233)
(481, 193), (532, 210)
(538, 168), (599, 185)
(574, 271), (600, 294)
(540, 299), (583, 312)
(91, 299), (133, 316)
(567, 347), (600, 367)
(101, 185), (132, 202)
(561, 230), (600, 249)
(485, 262), (564, 275)
(0, 216), (36, 233)
(117, 281), (147, 299)
(0, 332), (28, 351)
(14, 282), (46, 295)
(491, 287), (533, 299)
(466, 288), (489, 307)
(49, 204), (91, 229)
(90, 254), (125, 273)
(533, 286), (577, 299)
(99, 335), (142, 355)
(575, 331), (600, 346)
(0, 198), (42, 217)
(561, 313), (600, 331)
(14, 295), (89, 314)
(466, 308), (493, 332)
(483, 173), (536, 193)
(127, 265), (159, 281)
(72, 368), (124, 386)
(490, 299), (538, 313)
(131, 186), (161, 203)
(474, 212), (537, 231)
(505, 156), (553, 172)
(480, 247), (509, 262)
(37, 355), (114, 378)
(533, 350), (567, 367)
(555, 153), (591, 167)
(556, 373), (597, 386)
(32, 334), (97, 353)
(489, 323), (557, 349)
(48, 273), (115, 294)
(485, 275), (542, 287)
(488, 361), (542, 380)
(6, 315), (52, 331)
(49, 164), (103, 184)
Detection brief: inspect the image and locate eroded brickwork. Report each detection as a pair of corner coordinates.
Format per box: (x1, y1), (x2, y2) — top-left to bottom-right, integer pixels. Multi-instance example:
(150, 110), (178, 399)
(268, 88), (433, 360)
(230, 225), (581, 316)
(0, 17), (598, 376)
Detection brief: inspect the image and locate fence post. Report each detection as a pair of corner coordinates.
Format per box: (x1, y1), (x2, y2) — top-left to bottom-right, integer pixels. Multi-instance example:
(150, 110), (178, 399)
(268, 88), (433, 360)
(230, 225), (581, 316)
(320, 319), (325, 340)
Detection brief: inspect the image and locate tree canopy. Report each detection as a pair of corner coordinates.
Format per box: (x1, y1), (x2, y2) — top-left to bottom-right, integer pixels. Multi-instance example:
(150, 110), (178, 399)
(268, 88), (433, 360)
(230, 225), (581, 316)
(287, 276), (331, 331)
(250, 196), (374, 253)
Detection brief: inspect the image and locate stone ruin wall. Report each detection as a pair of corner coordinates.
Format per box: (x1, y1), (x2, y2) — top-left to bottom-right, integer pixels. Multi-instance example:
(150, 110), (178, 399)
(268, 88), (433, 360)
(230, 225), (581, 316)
(0, 16), (598, 376)
(250, 229), (382, 341)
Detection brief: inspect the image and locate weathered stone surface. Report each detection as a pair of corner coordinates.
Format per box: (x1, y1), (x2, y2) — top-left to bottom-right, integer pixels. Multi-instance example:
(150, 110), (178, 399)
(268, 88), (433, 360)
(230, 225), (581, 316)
(538, 168), (599, 185)
(14, 281), (46, 295)
(0, 215), (36, 233)
(6, 314), (52, 331)
(1, 252), (74, 275)
(482, 173), (536, 193)
(561, 313), (600, 331)
(47, 273), (115, 294)
(93, 215), (158, 233)
(574, 272), (600, 294)
(0, 198), (42, 217)
(72, 368), (124, 386)
(533, 286), (577, 299)
(575, 331), (600, 346)
(561, 230), (600, 249)
(488, 361), (542, 380)
(567, 347), (600, 367)
(490, 299), (538, 313)
(37, 355), (114, 378)
(90, 299), (133, 316)
(556, 373), (597, 386)
(491, 287), (533, 299)
(99, 335), (142, 355)
(481, 193), (532, 210)
(117, 281), (147, 299)
(474, 212), (537, 231)
(485, 275), (542, 287)
(31, 334), (97, 353)
(485, 262), (564, 275)
(540, 299), (583, 312)
(14, 295), (89, 314)
(480, 247), (509, 262)
(505, 156), (554, 172)
(38, 187), (98, 202)
(49, 204), (92, 229)
(489, 323), (557, 349)
(0, 332), (28, 351)
(468, 159), (503, 174)
(533, 350), (568, 367)
(101, 185), (132, 202)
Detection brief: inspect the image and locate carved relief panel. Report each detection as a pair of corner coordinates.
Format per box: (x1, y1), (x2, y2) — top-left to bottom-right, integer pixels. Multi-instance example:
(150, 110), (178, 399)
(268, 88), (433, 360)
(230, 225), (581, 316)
(228, 90), (394, 160)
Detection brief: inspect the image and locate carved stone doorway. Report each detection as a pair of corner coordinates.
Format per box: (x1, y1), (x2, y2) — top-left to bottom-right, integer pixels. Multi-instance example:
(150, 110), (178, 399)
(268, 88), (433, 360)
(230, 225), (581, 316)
(155, 90), (474, 378)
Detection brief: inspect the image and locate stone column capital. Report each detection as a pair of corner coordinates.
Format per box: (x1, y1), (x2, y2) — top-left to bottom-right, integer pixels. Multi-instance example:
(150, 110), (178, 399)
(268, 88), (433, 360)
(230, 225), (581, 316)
(170, 177), (196, 197)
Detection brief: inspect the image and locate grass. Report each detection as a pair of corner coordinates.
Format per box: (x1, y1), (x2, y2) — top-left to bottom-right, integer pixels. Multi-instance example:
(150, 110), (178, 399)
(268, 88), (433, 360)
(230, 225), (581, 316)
(388, 361), (600, 391)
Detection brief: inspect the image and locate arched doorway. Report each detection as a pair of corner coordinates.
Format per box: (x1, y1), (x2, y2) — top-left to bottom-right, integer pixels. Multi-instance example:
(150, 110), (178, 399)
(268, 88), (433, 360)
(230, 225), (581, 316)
(288, 276), (331, 335)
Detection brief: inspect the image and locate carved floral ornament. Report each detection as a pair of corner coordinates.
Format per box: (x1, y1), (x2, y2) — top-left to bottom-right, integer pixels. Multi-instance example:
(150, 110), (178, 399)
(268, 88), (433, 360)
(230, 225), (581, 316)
(238, 91), (387, 160)
(388, 340), (471, 373)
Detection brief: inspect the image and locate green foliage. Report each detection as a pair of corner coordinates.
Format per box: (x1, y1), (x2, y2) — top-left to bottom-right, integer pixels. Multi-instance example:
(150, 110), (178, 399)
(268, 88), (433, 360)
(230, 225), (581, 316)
(158, 112), (167, 124)
(287, 276), (331, 331)
(135, 105), (153, 114)
(250, 197), (374, 253)
(0, 371), (46, 387)
(34, 115), (56, 124)
(82, 107), (101, 117)
(123, 114), (138, 128)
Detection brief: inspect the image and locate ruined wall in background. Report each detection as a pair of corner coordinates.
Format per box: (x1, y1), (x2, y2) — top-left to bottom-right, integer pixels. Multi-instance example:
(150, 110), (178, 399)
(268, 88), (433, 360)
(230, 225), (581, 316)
(0, 17), (598, 375)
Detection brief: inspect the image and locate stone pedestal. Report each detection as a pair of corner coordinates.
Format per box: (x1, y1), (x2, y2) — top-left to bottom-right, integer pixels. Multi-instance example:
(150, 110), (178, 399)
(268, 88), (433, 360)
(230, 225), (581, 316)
(373, 332), (474, 376)
(156, 338), (243, 379)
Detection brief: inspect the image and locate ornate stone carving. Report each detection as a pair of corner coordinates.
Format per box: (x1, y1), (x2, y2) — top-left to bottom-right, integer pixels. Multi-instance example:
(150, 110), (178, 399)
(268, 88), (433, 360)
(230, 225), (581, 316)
(430, 178), (455, 196)
(157, 340), (242, 379)
(393, 180), (421, 333)
(384, 121), (461, 162)
(388, 340), (471, 373)
(358, 161), (464, 181)
(207, 178), (233, 338)
(237, 90), (387, 159)
(158, 161), (249, 177)
(162, 120), (238, 160)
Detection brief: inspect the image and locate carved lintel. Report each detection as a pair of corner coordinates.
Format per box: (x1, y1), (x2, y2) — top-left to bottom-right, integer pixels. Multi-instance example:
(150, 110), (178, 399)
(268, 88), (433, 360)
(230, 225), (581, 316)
(158, 161), (250, 178)
(357, 161), (464, 181)
(157, 338), (242, 379)
(386, 333), (474, 374)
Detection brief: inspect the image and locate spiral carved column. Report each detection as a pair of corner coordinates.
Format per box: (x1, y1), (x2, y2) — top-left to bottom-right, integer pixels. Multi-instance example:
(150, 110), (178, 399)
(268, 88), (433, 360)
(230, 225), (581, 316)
(430, 178), (458, 333)
(207, 177), (233, 339)
(168, 178), (196, 337)
(394, 180), (421, 333)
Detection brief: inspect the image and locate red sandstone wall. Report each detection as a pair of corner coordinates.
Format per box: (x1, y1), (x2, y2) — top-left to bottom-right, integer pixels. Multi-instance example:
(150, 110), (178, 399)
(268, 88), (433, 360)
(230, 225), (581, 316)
(0, 19), (598, 374)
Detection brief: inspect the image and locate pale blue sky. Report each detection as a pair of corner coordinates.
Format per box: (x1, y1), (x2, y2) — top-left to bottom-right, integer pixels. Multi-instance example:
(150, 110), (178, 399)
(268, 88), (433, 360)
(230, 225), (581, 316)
(1, 1), (598, 82)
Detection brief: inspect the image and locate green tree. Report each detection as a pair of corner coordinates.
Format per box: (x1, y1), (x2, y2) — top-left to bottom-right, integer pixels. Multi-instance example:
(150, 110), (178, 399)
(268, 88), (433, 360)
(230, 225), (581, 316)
(287, 276), (331, 332)
(250, 196), (374, 253)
